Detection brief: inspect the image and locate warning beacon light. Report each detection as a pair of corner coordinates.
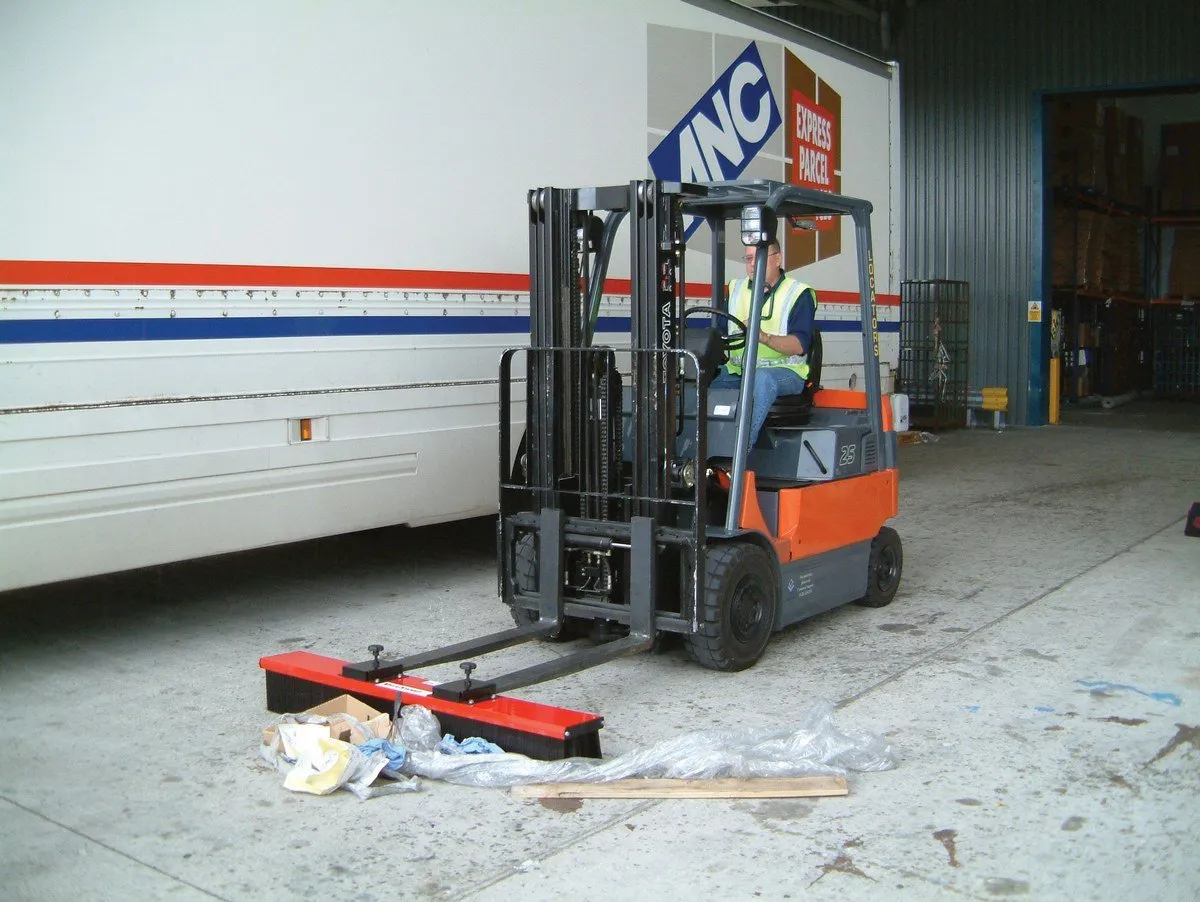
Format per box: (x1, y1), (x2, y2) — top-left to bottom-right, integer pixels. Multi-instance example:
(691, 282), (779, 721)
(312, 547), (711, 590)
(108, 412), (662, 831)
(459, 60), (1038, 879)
(740, 204), (777, 246)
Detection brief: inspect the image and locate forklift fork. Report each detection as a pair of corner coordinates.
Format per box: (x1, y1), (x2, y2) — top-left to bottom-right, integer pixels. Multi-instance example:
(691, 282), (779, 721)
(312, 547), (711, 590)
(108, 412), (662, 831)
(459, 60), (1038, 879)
(341, 508), (657, 702)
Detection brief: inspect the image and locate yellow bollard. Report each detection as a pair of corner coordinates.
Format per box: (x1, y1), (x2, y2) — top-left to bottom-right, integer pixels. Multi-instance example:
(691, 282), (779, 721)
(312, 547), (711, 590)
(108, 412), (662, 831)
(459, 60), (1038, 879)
(1049, 357), (1061, 425)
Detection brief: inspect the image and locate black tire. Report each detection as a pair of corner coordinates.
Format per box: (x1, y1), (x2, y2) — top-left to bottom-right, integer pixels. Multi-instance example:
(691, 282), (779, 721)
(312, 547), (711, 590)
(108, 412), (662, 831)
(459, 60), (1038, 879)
(507, 533), (584, 640)
(510, 431), (528, 483)
(684, 542), (777, 672)
(855, 526), (903, 608)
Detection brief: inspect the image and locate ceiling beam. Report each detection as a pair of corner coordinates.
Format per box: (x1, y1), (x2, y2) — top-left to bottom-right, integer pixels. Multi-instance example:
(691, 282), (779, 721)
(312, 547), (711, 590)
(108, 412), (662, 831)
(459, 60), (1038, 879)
(741, 0), (849, 13)
(825, 0), (881, 21)
(741, 0), (881, 21)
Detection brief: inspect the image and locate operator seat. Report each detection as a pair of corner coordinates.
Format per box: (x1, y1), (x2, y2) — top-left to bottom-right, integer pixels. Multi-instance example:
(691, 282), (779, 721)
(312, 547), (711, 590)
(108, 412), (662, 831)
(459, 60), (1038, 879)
(762, 328), (823, 428)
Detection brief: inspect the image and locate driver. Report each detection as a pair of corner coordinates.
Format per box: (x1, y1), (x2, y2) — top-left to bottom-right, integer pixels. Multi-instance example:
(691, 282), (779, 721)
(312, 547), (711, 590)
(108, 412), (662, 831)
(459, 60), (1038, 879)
(711, 241), (818, 446)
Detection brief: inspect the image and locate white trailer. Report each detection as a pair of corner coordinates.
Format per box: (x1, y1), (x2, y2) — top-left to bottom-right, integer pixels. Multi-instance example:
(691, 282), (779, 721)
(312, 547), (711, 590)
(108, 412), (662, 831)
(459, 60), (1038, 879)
(0, 0), (900, 591)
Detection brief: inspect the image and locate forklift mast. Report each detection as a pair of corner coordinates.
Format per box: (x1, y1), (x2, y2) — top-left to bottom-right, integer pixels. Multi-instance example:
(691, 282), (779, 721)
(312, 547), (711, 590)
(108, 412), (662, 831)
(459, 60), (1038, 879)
(521, 182), (697, 521)
(504, 177), (888, 545)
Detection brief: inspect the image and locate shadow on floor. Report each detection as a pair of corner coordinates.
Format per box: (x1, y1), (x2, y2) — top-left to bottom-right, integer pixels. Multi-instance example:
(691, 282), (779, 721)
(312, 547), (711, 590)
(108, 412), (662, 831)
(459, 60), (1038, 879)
(0, 515), (499, 640)
(1058, 398), (1200, 433)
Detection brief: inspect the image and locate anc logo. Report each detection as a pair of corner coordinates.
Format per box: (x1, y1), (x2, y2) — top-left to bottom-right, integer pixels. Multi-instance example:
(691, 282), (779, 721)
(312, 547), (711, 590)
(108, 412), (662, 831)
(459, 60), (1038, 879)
(647, 28), (842, 266)
(647, 42), (782, 190)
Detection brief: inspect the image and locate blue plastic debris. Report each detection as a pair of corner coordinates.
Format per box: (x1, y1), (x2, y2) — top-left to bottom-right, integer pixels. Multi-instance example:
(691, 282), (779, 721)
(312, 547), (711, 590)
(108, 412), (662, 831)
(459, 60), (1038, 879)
(1076, 680), (1181, 707)
(359, 738), (407, 771)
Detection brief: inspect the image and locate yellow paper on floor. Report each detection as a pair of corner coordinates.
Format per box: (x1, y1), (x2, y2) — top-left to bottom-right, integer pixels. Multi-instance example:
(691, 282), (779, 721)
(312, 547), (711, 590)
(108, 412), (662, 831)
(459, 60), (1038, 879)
(283, 735), (355, 796)
(277, 722), (333, 760)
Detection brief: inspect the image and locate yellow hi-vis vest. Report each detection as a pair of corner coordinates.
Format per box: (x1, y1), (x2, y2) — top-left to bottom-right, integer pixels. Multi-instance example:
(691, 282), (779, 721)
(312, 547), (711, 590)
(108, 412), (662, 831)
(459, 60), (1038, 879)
(725, 276), (817, 379)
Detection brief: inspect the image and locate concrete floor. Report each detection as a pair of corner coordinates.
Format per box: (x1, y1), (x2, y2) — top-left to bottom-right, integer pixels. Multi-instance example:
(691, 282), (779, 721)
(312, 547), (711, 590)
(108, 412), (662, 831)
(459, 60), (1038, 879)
(1, 402), (1198, 901)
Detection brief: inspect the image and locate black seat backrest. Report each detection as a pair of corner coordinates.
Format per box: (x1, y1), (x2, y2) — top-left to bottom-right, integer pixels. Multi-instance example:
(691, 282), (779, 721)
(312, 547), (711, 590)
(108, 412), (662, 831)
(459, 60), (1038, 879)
(806, 327), (823, 391)
(683, 325), (725, 386)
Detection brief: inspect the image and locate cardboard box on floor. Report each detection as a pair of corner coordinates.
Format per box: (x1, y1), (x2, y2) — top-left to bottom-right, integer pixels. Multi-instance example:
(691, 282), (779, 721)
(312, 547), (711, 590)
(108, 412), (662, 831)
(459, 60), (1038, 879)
(262, 695), (390, 748)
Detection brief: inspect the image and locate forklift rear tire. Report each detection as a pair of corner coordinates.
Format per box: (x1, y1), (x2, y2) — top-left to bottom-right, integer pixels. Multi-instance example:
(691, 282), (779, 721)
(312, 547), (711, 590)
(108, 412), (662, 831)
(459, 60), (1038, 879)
(855, 526), (903, 608)
(685, 542), (777, 672)
(508, 533), (585, 641)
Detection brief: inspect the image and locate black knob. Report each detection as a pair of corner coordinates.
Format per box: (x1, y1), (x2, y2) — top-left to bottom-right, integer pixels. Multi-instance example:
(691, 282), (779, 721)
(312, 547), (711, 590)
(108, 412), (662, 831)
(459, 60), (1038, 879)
(368, 644), (384, 668)
(460, 661), (477, 689)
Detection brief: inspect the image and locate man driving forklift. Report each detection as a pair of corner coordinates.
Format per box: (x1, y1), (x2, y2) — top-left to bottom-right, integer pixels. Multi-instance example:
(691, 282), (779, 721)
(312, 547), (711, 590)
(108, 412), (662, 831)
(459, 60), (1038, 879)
(711, 239), (817, 446)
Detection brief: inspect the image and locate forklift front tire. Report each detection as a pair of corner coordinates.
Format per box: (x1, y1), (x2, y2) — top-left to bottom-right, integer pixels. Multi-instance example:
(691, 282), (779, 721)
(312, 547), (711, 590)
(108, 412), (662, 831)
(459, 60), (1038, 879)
(509, 533), (585, 641)
(685, 542), (777, 672)
(855, 526), (903, 608)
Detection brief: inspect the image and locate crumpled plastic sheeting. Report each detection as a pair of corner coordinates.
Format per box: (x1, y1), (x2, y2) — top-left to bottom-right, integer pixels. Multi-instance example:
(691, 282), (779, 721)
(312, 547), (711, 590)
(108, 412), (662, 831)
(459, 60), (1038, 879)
(438, 735), (505, 755)
(260, 712), (421, 800)
(397, 705), (442, 751)
(399, 699), (893, 789)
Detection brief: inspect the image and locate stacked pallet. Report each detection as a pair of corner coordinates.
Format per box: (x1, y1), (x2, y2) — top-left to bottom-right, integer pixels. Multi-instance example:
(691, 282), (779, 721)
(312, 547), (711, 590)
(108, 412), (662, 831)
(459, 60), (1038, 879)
(1050, 100), (1145, 295)
(1102, 218), (1143, 297)
(1102, 106), (1146, 208)
(1161, 122), (1200, 213)
(1050, 99), (1106, 193)
(1126, 115), (1146, 209)
(1051, 206), (1107, 289)
(1168, 229), (1200, 299)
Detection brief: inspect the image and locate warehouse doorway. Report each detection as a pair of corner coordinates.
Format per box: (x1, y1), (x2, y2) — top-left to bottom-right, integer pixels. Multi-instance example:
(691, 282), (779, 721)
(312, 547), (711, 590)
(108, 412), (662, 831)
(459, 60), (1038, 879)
(1042, 84), (1200, 422)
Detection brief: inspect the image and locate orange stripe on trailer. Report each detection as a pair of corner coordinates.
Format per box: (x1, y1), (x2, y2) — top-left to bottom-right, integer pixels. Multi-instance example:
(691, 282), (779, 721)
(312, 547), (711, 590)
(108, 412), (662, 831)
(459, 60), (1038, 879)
(820, 289), (901, 306)
(0, 259), (898, 304)
(0, 260), (526, 291)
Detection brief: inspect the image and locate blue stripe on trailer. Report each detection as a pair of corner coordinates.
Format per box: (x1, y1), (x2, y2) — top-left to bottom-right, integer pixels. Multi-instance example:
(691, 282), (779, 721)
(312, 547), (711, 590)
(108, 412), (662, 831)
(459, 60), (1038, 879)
(686, 318), (900, 334)
(818, 320), (900, 333)
(0, 315), (529, 343)
(0, 315), (895, 344)
(0, 315), (623, 344)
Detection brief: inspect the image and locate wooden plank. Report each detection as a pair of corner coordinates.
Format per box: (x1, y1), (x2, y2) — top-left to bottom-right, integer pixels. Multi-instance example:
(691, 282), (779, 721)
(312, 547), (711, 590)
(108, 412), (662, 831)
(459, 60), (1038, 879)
(898, 430), (922, 445)
(510, 776), (848, 800)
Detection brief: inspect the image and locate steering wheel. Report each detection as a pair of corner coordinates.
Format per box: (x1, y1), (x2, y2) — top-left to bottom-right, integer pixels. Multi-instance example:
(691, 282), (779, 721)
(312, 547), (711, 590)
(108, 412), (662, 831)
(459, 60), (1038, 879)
(684, 306), (748, 353)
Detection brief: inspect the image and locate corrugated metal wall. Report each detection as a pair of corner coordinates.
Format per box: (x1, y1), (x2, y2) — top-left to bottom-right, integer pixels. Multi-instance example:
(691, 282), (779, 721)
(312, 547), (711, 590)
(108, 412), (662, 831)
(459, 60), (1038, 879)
(770, 0), (1200, 424)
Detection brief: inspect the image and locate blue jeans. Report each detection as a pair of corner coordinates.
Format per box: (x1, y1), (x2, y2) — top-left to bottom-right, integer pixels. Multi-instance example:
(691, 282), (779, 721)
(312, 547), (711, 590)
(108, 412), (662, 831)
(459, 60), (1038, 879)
(711, 365), (807, 447)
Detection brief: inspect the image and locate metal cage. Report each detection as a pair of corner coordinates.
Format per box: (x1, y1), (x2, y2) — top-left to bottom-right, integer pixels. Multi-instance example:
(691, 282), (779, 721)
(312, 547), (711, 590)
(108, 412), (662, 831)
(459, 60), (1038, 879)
(1152, 304), (1200, 400)
(898, 279), (971, 429)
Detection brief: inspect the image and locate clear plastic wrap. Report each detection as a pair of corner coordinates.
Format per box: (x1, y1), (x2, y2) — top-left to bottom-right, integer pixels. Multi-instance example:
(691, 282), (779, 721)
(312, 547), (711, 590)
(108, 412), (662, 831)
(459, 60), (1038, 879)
(399, 699), (893, 789)
(394, 705), (506, 755)
(395, 704), (442, 751)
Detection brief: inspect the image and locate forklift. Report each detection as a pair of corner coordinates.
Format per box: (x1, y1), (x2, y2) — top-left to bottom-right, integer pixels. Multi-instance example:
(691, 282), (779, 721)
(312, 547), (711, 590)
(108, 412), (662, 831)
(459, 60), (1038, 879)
(267, 179), (902, 737)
